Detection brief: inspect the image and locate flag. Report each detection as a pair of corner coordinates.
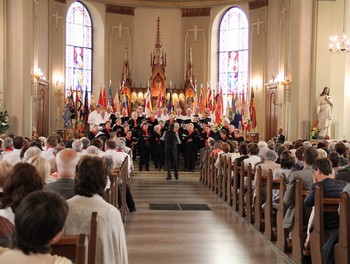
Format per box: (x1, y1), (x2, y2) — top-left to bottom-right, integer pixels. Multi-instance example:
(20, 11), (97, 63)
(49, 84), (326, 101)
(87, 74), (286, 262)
(242, 89), (251, 131)
(157, 86), (163, 108)
(102, 86), (107, 108)
(113, 87), (120, 112)
(229, 91), (236, 120)
(250, 87), (257, 129)
(121, 94), (128, 116)
(145, 87), (152, 117)
(215, 87), (223, 124)
(225, 96), (230, 118)
(167, 86), (173, 112)
(199, 85), (204, 114)
(206, 84), (213, 111)
(68, 87), (76, 119)
(75, 87), (79, 119)
(75, 87), (83, 120)
(108, 83), (114, 109)
(82, 88), (89, 122)
(98, 85), (103, 106)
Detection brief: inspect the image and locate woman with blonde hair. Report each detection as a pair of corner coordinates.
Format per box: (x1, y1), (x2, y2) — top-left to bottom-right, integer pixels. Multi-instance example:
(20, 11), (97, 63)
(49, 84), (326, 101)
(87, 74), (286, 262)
(27, 156), (52, 184)
(0, 161), (13, 195)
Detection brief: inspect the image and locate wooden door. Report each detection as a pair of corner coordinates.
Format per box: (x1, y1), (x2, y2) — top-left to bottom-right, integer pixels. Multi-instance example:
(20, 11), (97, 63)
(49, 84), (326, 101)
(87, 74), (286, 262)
(36, 82), (49, 137)
(265, 86), (278, 141)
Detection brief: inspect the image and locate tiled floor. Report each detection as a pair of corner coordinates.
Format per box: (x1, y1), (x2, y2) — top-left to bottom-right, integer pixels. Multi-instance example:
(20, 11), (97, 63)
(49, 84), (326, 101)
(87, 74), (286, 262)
(125, 172), (295, 264)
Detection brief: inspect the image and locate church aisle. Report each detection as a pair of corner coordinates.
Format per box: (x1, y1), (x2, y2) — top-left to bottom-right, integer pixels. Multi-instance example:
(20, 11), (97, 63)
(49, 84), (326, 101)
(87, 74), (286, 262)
(124, 172), (294, 264)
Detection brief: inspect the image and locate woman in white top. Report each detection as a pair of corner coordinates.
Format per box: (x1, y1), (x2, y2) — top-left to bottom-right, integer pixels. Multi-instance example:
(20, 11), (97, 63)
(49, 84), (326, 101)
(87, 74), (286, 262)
(64, 155), (128, 264)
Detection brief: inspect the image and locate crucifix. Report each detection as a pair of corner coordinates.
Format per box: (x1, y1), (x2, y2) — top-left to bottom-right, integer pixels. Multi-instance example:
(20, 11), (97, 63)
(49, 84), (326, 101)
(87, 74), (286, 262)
(54, 89), (64, 128)
(251, 17), (264, 36)
(281, 6), (287, 24)
(52, 11), (64, 30)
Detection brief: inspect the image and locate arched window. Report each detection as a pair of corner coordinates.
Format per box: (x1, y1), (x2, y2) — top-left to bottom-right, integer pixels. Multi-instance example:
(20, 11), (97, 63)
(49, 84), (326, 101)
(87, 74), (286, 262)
(65, 2), (92, 113)
(218, 7), (248, 114)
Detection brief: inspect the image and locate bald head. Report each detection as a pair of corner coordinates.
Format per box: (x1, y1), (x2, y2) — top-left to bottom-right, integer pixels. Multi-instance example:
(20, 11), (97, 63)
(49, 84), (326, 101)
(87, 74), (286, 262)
(56, 149), (80, 176)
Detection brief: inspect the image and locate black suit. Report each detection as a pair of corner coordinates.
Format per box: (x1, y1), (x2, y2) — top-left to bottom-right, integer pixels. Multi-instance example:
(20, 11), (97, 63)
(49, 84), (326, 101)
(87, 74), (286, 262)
(164, 129), (180, 179)
(43, 178), (75, 200)
(275, 134), (285, 143)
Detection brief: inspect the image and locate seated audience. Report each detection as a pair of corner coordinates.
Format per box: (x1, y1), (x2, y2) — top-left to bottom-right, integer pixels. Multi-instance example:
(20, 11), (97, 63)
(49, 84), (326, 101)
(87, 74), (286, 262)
(27, 156), (52, 184)
(1, 137), (14, 157)
(335, 163), (350, 183)
(44, 149), (80, 200)
(101, 156), (136, 213)
(0, 216), (14, 247)
(304, 158), (347, 264)
(328, 151), (342, 176)
(291, 146), (305, 172)
(0, 163), (43, 224)
(23, 146), (42, 162)
(64, 155), (128, 264)
(85, 145), (102, 155)
(0, 191), (71, 263)
(335, 142), (349, 166)
(243, 143), (261, 171)
(3, 136), (23, 165)
(0, 161), (13, 197)
(272, 150), (295, 205)
(72, 139), (83, 154)
(283, 147), (318, 229)
(80, 137), (90, 154)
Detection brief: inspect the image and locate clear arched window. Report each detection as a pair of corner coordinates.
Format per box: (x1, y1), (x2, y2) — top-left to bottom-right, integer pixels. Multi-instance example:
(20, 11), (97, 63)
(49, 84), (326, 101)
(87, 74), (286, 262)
(66, 2), (92, 106)
(218, 7), (248, 113)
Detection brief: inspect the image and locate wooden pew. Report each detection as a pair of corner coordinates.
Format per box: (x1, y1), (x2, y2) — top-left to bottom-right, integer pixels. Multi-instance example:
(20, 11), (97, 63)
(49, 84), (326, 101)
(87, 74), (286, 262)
(53, 212), (98, 264)
(334, 192), (350, 264)
(52, 234), (89, 264)
(231, 159), (239, 211)
(291, 178), (308, 263)
(208, 154), (215, 190)
(110, 168), (121, 208)
(120, 157), (129, 223)
(238, 162), (247, 217)
(217, 155), (225, 198)
(88, 212), (98, 264)
(253, 166), (263, 231)
(225, 156), (232, 206)
(245, 163), (254, 224)
(276, 174), (287, 251)
(264, 169), (280, 241)
(199, 148), (205, 183)
(310, 185), (340, 264)
(104, 187), (111, 204)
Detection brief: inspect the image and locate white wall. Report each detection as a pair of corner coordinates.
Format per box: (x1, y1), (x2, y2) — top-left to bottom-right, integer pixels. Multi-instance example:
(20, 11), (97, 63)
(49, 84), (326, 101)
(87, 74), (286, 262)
(133, 7), (182, 88)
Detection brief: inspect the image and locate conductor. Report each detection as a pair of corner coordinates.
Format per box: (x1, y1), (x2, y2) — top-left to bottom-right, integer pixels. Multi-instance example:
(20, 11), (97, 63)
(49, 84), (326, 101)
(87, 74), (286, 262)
(163, 123), (181, 180)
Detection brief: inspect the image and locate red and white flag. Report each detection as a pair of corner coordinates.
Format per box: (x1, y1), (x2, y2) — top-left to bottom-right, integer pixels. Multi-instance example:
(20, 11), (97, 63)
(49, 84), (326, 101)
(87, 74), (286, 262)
(145, 87), (152, 117)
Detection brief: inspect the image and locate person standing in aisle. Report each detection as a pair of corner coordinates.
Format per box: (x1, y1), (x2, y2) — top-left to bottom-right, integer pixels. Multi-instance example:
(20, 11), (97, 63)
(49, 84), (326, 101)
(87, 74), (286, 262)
(163, 123), (181, 180)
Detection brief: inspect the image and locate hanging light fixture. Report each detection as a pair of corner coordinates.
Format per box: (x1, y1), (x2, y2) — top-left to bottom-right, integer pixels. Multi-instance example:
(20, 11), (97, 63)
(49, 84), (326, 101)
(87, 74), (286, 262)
(329, 0), (350, 54)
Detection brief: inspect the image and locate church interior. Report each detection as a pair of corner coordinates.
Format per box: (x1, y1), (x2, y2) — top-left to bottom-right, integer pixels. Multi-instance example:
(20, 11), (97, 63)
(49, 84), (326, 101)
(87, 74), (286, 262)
(1, 0), (350, 141)
(0, 1), (350, 264)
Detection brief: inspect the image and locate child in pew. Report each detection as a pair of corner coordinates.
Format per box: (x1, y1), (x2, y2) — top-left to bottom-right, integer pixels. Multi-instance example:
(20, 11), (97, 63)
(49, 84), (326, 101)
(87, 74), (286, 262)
(303, 158), (347, 264)
(0, 190), (72, 264)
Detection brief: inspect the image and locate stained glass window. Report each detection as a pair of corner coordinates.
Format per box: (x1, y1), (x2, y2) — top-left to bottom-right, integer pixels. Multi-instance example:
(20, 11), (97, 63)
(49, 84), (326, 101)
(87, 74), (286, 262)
(66, 2), (92, 106)
(219, 7), (248, 114)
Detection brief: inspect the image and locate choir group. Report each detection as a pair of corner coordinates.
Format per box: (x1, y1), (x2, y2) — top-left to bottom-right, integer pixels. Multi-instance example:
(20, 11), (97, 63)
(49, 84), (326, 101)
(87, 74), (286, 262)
(87, 105), (245, 171)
